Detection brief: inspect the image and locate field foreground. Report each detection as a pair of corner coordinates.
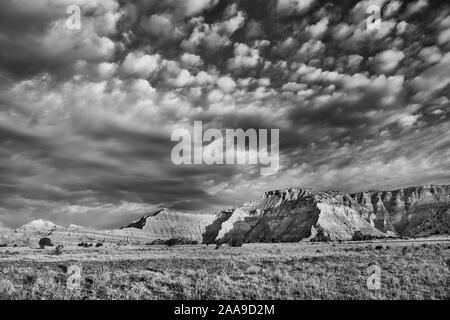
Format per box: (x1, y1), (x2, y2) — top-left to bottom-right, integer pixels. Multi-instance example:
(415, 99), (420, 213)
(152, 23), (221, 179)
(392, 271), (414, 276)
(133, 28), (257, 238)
(0, 238), (449, 300)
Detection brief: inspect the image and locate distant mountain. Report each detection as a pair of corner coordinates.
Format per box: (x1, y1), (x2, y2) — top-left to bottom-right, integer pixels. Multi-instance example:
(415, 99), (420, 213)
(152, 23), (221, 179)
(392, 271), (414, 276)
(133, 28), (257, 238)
(201, 185), (449, 244)
(120, 208), (215, 242)
(1, 185), (449, 247)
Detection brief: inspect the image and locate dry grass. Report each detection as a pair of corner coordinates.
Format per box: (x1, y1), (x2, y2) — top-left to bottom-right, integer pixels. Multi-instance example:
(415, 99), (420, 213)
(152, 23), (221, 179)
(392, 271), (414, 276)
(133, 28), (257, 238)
(0, 240), (448, 300)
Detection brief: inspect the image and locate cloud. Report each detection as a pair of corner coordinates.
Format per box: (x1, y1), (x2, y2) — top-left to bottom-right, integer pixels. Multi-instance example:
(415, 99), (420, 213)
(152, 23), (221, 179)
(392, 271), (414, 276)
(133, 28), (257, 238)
(120, 51), (161, 78)
(276, 0), (316, 15)
(374, 49), (405, 73)
(307, 17), (329, 39)
(217, 76), (236, 93)
(406, 0), (428, 16)
(411, 53), (450, 98)
(181, 9), (245, 52)
(227, 43), (261, 70)
(177, 0), (219, 17)
(181, 53), (203, 68)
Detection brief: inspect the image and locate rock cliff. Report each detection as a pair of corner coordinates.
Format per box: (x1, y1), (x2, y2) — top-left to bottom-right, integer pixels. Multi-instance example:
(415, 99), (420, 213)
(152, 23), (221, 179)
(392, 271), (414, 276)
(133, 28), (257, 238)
(120, 208), (215, 242)
(202, 188), (386, 244)
(1, 185), (449, 247)
(351, 185), (450, 237)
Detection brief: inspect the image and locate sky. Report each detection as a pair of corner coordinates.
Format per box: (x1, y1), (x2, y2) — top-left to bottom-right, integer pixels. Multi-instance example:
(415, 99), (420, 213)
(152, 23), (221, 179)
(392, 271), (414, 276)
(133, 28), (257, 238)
(0, 0), (449, 228)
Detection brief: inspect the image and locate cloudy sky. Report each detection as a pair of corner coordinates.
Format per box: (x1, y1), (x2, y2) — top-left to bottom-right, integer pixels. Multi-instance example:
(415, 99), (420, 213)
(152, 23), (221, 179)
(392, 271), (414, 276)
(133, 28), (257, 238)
(0, 0), (449, 228)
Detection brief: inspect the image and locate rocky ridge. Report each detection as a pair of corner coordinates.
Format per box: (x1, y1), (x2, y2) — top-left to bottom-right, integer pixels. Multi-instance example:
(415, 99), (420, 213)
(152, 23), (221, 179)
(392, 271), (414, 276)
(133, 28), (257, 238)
(0, 185), (449, 246)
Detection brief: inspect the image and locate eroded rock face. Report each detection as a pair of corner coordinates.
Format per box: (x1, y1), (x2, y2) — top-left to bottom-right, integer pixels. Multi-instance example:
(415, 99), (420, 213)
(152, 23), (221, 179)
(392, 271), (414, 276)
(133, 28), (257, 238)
(2, 185), (448, 247)
(351, 185), (450, 236)
(202, 188), (385, 244)
(121, 208), (216, 242)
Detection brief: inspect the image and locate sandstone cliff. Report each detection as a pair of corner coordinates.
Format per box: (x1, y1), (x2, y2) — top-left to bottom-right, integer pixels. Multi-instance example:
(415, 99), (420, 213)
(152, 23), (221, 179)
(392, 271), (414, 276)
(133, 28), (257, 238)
(202, 188), (387, 244)
(1, 185), (449, 247)
(351, 185), (450, 237)
(121, 208), (215, 242)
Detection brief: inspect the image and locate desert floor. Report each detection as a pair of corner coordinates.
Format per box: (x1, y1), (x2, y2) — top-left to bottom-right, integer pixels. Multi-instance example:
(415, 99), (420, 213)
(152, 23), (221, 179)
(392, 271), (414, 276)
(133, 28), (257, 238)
(0, 238), (449, 300)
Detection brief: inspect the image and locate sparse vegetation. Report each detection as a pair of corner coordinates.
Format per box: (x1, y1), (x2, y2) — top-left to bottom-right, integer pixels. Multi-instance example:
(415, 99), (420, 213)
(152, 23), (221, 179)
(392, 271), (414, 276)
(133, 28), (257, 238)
(78, 242), (93, 248)
(38, 238), (52, 249)
(165, 237), (199, 246)
(229, 236), (244, 247)
(53, 245), (63, 255)
(0, 241), (448, 299)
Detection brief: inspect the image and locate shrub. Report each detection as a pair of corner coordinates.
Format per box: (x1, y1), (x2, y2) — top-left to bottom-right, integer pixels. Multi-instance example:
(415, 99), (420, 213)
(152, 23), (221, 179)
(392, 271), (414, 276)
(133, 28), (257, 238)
(95, 243), (103, 247)
(38, 237), (52, 249)
(53, 245), (63, 255)
(0, 244), (7, 247)
(352, 231), (375, 241)
(401, 246), (413, 256)
(229, 237), (244, 247)
(375, 245), (383, 250)
(78, 242), (93, 247)
(165, 237), (199, 246)
(0, 279), (15, 298)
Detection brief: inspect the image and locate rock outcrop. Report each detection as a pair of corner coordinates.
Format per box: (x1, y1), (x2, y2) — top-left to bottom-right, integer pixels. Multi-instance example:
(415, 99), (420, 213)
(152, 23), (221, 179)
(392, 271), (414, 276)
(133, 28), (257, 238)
(203, 185), (450, 244)
(203, 188), (386, 244)
(1, 185), (449, 247)
(120, 208), (215, 242)
(351, 185), (450, 237)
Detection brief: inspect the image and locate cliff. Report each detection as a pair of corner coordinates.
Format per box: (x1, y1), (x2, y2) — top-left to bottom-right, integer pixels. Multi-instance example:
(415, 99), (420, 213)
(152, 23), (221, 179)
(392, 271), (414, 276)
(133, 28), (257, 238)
(2, 185), (449, 247)
(351, 185), (450, 237)
(203, 188), (386, 244)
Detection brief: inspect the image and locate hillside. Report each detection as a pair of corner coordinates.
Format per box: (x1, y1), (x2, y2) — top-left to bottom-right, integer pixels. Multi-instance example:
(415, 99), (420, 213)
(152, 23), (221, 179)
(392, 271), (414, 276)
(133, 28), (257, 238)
(351, 185), (450, 237)
(1, 185), (449, 246)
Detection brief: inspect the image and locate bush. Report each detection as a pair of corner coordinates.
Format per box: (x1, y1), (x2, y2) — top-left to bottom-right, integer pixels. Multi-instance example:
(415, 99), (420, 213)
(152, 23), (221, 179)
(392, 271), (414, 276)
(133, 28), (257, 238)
(0, 244), (7, 247)
(38, 237), (52, 249)
(165, 237), (199, 246)
(78, 242), (93, 248)
(375, 245), (383, 250)
(352, 231), (375, 241)
(229, 237), (244, 247)
(95, 243), (103, 247)
(401, 246), (413, 256)
(53, 245), (63, 255)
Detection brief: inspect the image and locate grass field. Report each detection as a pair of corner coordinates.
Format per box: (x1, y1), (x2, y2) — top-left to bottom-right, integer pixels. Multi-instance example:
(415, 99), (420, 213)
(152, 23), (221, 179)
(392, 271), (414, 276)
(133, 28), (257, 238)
(0, 239), (449, 300)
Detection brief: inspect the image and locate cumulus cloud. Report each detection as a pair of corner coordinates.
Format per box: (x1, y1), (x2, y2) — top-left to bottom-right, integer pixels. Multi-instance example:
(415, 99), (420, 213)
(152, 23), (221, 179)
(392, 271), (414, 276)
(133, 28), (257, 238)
(227, 43), (261, 70)
(217, 76), (236, 93)
(307, 18), (329, 39)
(374, 49), (405, 73)
(120, 51), (161, 78)
(180, 53), (202, 68)
(276, 0), (316, 15)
